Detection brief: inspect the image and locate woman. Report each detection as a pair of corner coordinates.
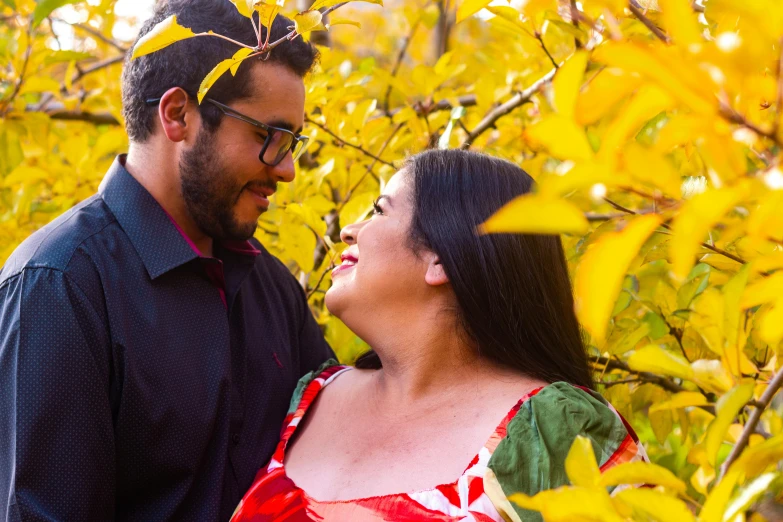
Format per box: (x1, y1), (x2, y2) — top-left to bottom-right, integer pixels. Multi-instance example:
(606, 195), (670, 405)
(231, 150), (646, 521)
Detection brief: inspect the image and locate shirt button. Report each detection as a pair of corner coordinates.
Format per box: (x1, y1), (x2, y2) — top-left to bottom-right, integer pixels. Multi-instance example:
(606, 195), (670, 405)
(232, 433), (241, 445)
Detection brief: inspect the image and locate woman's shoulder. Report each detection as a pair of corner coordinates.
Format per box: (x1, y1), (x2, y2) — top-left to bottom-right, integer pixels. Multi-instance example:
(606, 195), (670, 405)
(485, 382), (646, 521)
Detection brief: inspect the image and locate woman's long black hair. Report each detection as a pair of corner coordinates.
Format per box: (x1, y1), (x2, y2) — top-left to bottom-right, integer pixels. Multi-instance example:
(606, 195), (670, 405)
(354, 149), (593, 389)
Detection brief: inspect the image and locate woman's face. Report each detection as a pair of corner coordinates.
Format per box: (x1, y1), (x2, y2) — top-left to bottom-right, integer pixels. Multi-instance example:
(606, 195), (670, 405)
(325, 170), (434, 326)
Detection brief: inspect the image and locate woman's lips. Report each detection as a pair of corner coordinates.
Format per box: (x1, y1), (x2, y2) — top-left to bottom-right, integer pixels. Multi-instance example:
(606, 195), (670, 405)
(332, 253), (358, 277)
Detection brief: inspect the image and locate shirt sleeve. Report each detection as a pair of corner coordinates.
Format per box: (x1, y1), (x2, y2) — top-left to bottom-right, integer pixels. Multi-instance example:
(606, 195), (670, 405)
(291, 275), (335, 376)
(484, 383), (646, 522)
(0, 268), (115, 521)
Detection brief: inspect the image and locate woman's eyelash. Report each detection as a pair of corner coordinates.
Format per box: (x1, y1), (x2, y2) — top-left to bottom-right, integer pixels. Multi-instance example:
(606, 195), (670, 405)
(372, 199), (383, 215)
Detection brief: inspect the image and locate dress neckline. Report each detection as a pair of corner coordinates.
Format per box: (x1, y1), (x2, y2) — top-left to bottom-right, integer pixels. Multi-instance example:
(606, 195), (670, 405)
(276, 364), (546, 504)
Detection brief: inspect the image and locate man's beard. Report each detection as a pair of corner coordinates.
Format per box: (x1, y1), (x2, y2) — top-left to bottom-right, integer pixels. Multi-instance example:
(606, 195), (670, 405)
(179, 127), (259, 241)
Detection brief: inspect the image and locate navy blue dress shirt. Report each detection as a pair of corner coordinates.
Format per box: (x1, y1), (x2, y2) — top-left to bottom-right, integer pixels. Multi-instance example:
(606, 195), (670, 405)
(0, 156), (334, 521)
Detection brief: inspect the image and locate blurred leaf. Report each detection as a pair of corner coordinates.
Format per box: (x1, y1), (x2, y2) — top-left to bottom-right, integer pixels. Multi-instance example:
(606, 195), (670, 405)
(627, 344), (694, 380)
(704, 381), (755, 466)
(565, 435), (600, 487)
(574, 215), (662, 340)
(456, 0), (493, 23)
(33, 0), (81, 27)
(480, 194), (589, 235)
(552, 51), (588, 120)
(612, 488), (695, 522)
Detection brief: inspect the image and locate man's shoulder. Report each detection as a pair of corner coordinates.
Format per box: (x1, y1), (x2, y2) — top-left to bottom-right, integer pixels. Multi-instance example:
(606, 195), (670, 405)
(0, 195), (117, 284)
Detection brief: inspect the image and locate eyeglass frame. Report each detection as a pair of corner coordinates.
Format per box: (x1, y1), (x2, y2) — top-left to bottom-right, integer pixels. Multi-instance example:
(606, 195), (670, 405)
(145, 95), (310, 167)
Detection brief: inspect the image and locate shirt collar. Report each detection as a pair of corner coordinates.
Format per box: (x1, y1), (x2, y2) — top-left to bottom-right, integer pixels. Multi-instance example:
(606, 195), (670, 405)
(99, 156), (199, 279)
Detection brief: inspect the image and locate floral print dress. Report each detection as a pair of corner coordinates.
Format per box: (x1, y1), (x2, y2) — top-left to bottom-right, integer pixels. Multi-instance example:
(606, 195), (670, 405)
(231, 361), (647, 522)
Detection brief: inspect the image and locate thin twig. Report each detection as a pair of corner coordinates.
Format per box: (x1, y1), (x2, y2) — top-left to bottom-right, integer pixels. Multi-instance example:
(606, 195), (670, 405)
(628, 2), (671, 44)
(461, 69), (556, 148)
(591, 355), (686, 394)
(535, 31), (559, 69)
(46, 110), (120, 125)
(307, 264), (334, 299)
(718, 368), (783, 481)
(775, 36), (783, 136)
(305, 116), (396, 167)
(2, 17), (34, 117)
(383, 18), (421, 114)
(340, 123), (403, 208)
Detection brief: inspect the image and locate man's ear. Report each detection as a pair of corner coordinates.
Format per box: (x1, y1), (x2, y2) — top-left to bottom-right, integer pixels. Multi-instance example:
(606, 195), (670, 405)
(158, 87), (197, 143)
(424, 255), (450, 287)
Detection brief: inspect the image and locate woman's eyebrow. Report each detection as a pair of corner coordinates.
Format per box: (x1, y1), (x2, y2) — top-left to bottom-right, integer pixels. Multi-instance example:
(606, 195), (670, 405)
(377, 195), (393, 207)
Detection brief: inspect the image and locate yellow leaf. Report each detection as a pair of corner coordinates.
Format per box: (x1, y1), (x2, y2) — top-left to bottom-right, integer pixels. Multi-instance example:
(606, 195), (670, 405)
(758, 299), (783, 346)
(310, 0), (382, 11)
(456, 0), (492, 23)
(3, 166), (50, 188)
(622, 143), (682, 198)
(669, 187), (743, 280)
(256, 3), (281, 28)
(691, 359), (734, 394)
(627, 344), (695, 380)
(510, 487), (624, 522)
(612, 488), (695, 522)
(539, 162), (626, 199)
(131, 15), (197, 60)
(565, 435), (600, 487)
(198, 59), (235, 103)
(575, 68), (642, 126)
(597, 85), (675, 167)
(649, 391), (708, 412)
(704, 381), (755, 466)
(724, 473), (779, 522)
(700, 467), (740, 522)
(552, 51), (589, 119)
(592, 42), (715, 115)
(574, 215), (662, 340)
(729, 433), (783, 479)
(599, 461), (687, 492)
(480, 195), (589, 235)
(689, 464), (714, 495)
(525, 115), (594, 161)
(230, 48), (254, 76)
(228, 0), (255, 17)
(741, 271), (783, 309)
(659, 0), (703, 46)
(339, 192), (375, 228)
(294, 10), (324, 34)
(326, 18), (361, 29)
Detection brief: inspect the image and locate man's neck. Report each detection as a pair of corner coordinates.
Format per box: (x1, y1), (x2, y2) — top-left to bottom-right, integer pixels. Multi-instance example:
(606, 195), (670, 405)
(124, 144), (214, 257)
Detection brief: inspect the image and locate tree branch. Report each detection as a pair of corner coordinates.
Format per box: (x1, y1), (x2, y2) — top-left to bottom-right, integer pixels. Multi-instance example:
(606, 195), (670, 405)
(591, 355), (686, 394)
(51, 18), (129, 52)
(305, 116), (396, 167)
(628, 1), (671, 44)
(2, 17), (34, 117)
(718, 369), (783, 481)
(47, 110), (120, 125)
(71, 54), (126, 85)
(461, 69), (556, 149)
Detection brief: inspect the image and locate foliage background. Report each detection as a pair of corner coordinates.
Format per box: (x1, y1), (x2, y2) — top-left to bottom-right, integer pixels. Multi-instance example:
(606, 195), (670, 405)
(2, 0), (783, 519)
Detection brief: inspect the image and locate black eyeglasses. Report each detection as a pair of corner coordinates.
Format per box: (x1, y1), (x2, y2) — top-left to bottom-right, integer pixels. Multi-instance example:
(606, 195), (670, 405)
(145, 96), (310, 167)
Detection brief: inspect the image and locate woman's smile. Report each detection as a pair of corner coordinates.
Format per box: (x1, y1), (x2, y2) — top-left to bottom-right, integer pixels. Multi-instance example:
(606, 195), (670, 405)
(332, 251), (358, 277)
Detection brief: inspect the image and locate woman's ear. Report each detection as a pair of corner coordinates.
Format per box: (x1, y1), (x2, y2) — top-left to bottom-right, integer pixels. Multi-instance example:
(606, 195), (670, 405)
(424, 256), (450, 287)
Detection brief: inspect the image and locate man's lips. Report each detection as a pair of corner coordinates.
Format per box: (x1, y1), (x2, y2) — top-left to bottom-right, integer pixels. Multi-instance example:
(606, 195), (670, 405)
(245, 185), (275, 208)
(332, 252), (358, 276)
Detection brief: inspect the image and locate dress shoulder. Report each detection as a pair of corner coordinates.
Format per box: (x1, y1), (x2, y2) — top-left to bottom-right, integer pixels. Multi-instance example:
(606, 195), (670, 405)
(285, 359), (344, 416)
(485, 382), (646, 522)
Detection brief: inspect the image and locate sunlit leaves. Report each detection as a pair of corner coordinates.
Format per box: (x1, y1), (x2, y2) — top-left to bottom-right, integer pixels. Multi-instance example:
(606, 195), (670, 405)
(626, 344), (694, 380)
(704, 382), (755, 466)
(551, 51), (588, 120)
(564, 435), (600, 487)
(600, 461), (687, 492)
(480, 195), (589, 235)
(198, 48), (256, 103)
(293, 10), (323, 34)
(455, 0), (492, 24)
(574, 215), (662, 340)
(131, 15), (197, 60)
(310, 0), (382, 11)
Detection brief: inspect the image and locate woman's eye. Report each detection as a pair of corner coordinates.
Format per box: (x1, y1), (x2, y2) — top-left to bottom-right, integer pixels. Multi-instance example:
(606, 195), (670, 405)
(372, 200), (384, 215)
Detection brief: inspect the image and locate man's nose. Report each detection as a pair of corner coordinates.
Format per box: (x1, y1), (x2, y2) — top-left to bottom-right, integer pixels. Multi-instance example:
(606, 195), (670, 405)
(270, 152), (296, 183)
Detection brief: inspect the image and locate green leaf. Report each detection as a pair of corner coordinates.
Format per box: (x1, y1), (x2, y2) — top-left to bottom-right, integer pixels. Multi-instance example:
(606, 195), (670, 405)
(643, 311), (668, 340)
(131, 15), (197, 60)
(33, 0), (81, 27)
(43, 50), (94, 66)
(2, 0), (16, 10)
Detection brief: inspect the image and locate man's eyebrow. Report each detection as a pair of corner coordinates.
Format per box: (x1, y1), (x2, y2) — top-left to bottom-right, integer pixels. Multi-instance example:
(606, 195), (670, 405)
(265, 119), (303, 134)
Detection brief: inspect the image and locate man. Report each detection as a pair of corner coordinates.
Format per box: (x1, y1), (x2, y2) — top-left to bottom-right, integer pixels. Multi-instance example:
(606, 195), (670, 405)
(0, 1), (334, 520)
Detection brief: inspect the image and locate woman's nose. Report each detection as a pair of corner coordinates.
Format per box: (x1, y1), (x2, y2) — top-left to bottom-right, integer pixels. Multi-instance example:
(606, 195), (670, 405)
(340, 222), (361, 245)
